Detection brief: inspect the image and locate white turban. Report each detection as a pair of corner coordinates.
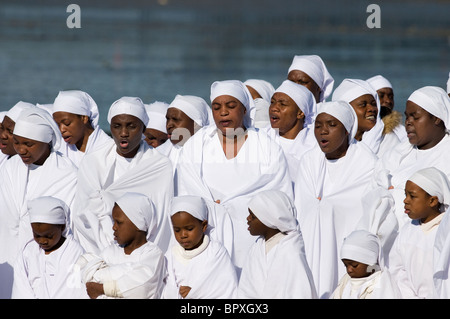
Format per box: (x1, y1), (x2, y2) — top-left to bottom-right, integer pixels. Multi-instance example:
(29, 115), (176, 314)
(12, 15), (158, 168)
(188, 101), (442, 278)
(408, 86), (450, 130)
(52, 90), (100, 128)
(170, 195), (215, 234)
(28, 196), (68, 225)
(247, 190), (299, 233)
(169, 94), (212, 127)
(210, 80), (255, 128)
(341, 230), (380, 267)
(274, 80), (317, 126)
(366, 75), (393, 91)
(115, 192), (157, 238)
(316, 100), (358, 141)
(287, 54), (334, 102)
(5, 101), (35, 122)
(244, 79), (275, 102)
(332, 78), (379, 106)
(107, 96), (149, 126)
(13, 107), (61, 150)
(145, 101), (169, 133)
(408, 167), (450, 211)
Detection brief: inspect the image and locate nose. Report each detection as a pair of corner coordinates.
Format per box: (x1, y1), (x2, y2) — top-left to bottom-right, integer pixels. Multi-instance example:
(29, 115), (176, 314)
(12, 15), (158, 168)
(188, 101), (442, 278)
(119, 127), (129, 137)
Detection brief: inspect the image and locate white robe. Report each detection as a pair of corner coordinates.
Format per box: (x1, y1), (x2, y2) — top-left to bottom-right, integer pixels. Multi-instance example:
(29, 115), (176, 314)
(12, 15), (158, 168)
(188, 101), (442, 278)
(11, 235), (88, 299)
(163, 235), (238, 299)
(72, 141), (173, 255)
(293, 141), (379, 299)
(238, 231), (317, 299)
(377, 131), (401, 160)
(388, 214), (443, 298)
(156, 140), (182, 195)
(176, 125), (293, 272)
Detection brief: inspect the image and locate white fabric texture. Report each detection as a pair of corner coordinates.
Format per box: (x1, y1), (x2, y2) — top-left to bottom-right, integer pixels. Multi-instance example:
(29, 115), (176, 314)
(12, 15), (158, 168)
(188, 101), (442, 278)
(244, 79), (275, 102)
(107, 96), (149, 126)
(52, 90), (100, 127)
(169, 94), (212, 127)
(366, 75), (393, 90)
(145, 101), (169, 133)
(5, 101), (35, 123)
(28, 196), (69, 230)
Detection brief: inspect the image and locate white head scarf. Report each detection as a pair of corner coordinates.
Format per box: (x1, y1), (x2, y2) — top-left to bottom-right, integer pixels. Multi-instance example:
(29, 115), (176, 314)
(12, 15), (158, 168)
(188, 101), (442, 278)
(244, 79), (275, 102)
(316, 100), (358, 142)
(52, 90), (100, 128)
(0, 111), (6, 122)
(28, 196), (70, 235)
(340, 230), (381, 269)
(366, 75), (393, 91)
(408, 86), (450, 131)
(274, 80), (317, 126)
(210, 80), (255, 128)
(287, 55), (334, 102)
(247, 190), (299, 233)
(169, 94), (212, 127)
(115, 192), (157, 239)
(145, 101), (169, 133)
(5, 101), (35, 123)
(13, 107), (61, 150)
(107, 96), (149, 127)
(170, 195), (214, 234)
(446, 72), (450, 94)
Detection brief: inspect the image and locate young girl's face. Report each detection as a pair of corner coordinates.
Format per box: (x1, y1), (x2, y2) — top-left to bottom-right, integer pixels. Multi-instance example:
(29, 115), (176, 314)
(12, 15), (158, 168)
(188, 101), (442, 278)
(404, 180), (440, 223)
(52, 111), (89, 147)
(171, 211), (207, 250)
(31, 223), (65, 254)
(246, 209), (268, 237)
(13, 135), (50, 165)
(349, 94), (378, 138)
(269, 92), (304, 137)
(112, 204), (140, 247)
(211, 95), (247, 135)
(342, 259), (371, 279)
(404, 101), (442, 150)
(314, 112), (349, 160)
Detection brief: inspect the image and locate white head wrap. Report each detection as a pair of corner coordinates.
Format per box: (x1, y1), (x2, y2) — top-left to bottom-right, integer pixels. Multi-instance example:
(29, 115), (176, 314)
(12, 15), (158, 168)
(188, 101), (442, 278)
(28, 196), (71, 236)
(247, 190), (299, 233)
(0, 111), (6, 122)
(107, 96), (149, 126)
(340, 230), (381, 267)
(287, 54), (334, 102)
(210, 80), (255, 128)
(274, 80), (317, 126)
(447, 72), (450, 94)
(145, 101), (169, 133)
(52, 90), (100, 128)
(408, 86), (450, 131)
(316, 100), (358, 141)
(115, 192), (157, 239)
(170, 195), (214, 234)
(366, 75), (393, 91)
(5, 101), (35, 122)
(244, 79), (275, 102)
(13, 107), (61, 150)
(169, 94), (212, 127)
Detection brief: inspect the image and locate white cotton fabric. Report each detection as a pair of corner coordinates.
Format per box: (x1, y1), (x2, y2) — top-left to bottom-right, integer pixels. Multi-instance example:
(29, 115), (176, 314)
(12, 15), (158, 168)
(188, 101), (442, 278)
(252, 98), (271, 128)
(409, 167), (450, 209)
(52, 90), (100, 127)
(287, 54), (334, 102)
(316, 100), (358, 141)
(169, 94), (212, 127)
(28, 196), (68, 226)
(366, 75), (392, 91)
(107, 96), (149, 126)
(145, 101), (169, 133)
(340, 230), (380, 267)
(5, 101), (35, 123)
(244, 79), (275, 102)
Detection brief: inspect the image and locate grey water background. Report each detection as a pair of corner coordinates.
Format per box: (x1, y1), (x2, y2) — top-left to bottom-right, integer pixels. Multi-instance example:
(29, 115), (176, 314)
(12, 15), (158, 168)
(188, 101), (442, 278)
(0, 0), (448, 133)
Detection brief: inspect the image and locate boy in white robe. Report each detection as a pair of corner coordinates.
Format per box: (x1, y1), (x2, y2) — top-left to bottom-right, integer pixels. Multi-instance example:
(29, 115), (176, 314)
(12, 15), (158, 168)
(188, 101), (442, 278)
(238, 190), (317, 299)
(163, 195), (238, 299)
(143, 101), (169, 148)
(72, 97), (173, 255)
(78, 192), (166, 299)
(389, 167), (447, 298)
(12, 196), (88, 299)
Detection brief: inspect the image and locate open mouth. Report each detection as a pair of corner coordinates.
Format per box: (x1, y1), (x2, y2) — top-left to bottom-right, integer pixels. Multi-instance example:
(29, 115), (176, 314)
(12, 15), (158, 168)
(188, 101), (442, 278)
(269, 114), (280, 124)
(365, 115), (376, 122)
(119, 140), (129, 148)
(219, 120), (231, 127)
(62, 135), (71, 143)
(319, 139), (329, 148)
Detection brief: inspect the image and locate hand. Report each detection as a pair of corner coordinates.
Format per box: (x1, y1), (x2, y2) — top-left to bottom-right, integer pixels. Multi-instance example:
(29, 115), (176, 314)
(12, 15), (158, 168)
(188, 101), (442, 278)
(179, 285), (191, 298)
(215, 199), (221, 204)
(86, 282), (104, 299)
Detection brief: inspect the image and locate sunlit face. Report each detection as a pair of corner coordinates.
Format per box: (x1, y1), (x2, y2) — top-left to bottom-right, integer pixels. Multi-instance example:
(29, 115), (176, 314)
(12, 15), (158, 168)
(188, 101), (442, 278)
(211, 95), (247, 136)
(143, 128), (168, 148)
(0, 116), (17, 156)
(246, 209), (268, 237)
(377, 87), (394, 118)
(171, 211), (207, 250)
(112, 204), (141, 247)
(165, 107), (195, 146)
(31, 223), (65, 254)
(269, 92), (304, 138)
(287, 70), (321, 103)
(314, 112), (349, 160)
(342, 259), (371, 279)
(110, 114), (145, 158)
(349, 94), (377, 140)
(13, 135), (51, 165)
(52, 111), (90, 148)
(404, 180), (439, 223)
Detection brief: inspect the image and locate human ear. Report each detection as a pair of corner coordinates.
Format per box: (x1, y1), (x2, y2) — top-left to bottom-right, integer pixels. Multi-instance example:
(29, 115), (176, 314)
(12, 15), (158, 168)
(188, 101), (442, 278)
(429, 196), (440, 209)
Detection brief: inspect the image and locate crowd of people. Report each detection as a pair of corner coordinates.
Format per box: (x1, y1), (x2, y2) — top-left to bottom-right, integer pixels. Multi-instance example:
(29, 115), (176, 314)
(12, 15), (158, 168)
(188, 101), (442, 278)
(1, 54), (450, 299)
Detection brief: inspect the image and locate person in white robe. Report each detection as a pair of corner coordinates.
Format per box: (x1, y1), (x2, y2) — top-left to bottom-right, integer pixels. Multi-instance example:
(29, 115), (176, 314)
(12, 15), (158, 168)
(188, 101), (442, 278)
(52, 90), (114, 168)
(12, 196), (88, 299)
(380, 86), (450, 228)
(176, 80), (293, 275)
(143, 101), (169, 148)
(163, 195), (238, 299)
(332, 78), (401, 159)
(238, 190), (317, 299)
(293, 100), (379, 299)
(0, 107), (78, 299)
(77, 192), (166, 299)
(367, 74), (408, 143)
(331, 230), (401, 299)
(244, 79), (275, 128)
(71, 96), (174, 255)
(389, 167), (447, 298)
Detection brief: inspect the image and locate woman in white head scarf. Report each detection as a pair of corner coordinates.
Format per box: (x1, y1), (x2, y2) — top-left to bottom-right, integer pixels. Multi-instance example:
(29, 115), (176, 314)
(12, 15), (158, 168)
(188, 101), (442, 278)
(244, 79), (275, 128)
(293, 100), (380, 298)
(176, 79), (293, 275)
(143, 101), (169, 148)
(52, 90), (113, 168)
(238, 190), (317, 299)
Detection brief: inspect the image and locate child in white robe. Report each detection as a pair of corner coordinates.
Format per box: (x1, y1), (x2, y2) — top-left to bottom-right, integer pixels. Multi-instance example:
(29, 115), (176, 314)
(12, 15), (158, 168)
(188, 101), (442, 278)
(163, 195), (238, 299)
(12, 196), (88, 299)
(143, 101), (169, 148)
(238, 190), (317, 299)
(78, 192), (166, 299)
(389, 167), (447, 298)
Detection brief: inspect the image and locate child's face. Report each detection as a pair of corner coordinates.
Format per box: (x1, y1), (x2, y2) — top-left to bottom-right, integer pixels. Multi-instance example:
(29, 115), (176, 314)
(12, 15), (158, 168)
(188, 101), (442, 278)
(404, 180), (439, 223)
(112, 204), (140, 247)
(13, 135), (50, 165)
(404, 101), (441, 149)
(110, 114), (145, 158)
(52, 111), (89, 146)
(171, 211), (207, 250)
(314, 112), (349, 160)
(246, 209), (268, 237)
(31, 223), (65, 254)
(342, 259), (371, 279)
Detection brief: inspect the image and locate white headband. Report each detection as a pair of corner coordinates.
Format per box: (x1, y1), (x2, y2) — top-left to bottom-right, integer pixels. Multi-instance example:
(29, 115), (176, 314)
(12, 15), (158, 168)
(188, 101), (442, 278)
(169, 94), (212, 127)
(316, 100), (358, 141)
(107, 96), (149, 126)
(28, 196), (68, 226)
(145, 101), (169, 133)
(408, 167), (450, 209)
(170, 195), (208, 221)
(52, 90), (100, 128)
(408, 86), (450, 130)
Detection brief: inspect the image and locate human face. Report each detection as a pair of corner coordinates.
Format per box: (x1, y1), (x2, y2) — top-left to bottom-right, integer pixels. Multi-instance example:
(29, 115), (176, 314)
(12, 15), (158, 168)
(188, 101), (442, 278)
(13, 135), (51, 165)
(143, 128), (168, 148)
(110, 114), (145, 158)
(171, 211), (207, 250)
(246, 209), (267, 237)
(31, 223), (65, 254)
(349, 94), (377, 141)
(212, 95), (247, 136)
(404, 180), (440, 223)
(269, 92), (304, 139)
(314, 113), (349, 160)
(342, 259), (371, 279)
(112, 204), (140, 247)
(377, 87), (394, 118)
(0, 116), (17, 156)
(287, 70), (321, 103)
(52, 111), (90, 149)
(165, 107), (195, 146)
